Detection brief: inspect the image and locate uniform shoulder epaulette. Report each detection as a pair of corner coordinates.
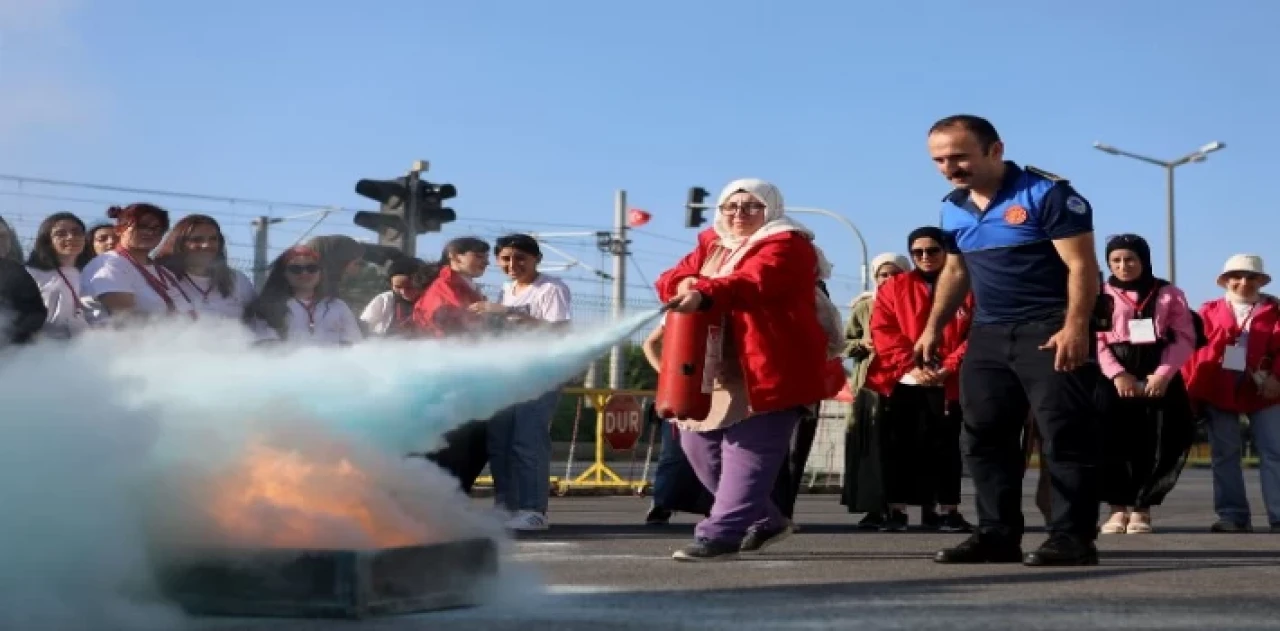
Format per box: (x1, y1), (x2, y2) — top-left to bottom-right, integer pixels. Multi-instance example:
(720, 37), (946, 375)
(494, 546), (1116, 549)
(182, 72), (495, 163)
(1025, 165), (1069, 183)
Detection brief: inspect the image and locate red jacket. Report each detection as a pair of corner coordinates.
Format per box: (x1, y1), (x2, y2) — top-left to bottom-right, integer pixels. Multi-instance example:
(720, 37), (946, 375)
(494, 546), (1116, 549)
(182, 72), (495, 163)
(1183, 296), (1280, 414)
(413, 266), (487, 338)
(866, 270), (973, 401)
(656, 228), (829, 413)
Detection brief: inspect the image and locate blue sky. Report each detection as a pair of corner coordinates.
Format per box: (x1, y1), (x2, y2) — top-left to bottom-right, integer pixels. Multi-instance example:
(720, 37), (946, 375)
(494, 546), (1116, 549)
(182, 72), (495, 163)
(0, 0), (1274, 311)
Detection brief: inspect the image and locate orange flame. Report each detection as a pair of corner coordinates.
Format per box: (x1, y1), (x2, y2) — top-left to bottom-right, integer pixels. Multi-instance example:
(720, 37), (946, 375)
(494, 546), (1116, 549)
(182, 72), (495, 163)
(207, 441), (429, 550)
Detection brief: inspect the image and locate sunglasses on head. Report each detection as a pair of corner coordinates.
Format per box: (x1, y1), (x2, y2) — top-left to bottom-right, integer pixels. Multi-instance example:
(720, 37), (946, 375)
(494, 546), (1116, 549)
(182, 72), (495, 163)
(286, 264), (320, 275)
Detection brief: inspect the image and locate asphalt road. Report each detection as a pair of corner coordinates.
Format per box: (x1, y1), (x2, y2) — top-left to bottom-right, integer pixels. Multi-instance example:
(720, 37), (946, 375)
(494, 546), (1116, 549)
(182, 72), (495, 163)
(199, 469), (1280, 631)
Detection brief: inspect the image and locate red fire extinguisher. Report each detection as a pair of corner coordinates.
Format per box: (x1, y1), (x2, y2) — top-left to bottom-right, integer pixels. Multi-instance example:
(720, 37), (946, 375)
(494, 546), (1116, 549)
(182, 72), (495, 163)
(654, 310), (714, 421)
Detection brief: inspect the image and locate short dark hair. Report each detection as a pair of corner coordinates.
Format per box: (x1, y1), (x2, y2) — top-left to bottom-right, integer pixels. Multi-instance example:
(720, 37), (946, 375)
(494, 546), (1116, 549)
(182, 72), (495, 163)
(494, 233), (541, 258)
(929, 114), (1001, 152)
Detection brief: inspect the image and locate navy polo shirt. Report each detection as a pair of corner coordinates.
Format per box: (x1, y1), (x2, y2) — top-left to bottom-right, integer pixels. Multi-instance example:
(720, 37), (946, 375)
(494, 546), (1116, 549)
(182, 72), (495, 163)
(940, 162), (1093, 325)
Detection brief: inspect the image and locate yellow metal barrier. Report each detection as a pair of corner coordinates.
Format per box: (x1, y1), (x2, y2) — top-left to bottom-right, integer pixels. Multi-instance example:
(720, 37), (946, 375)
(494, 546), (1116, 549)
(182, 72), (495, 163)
(559, 387), (656, 492)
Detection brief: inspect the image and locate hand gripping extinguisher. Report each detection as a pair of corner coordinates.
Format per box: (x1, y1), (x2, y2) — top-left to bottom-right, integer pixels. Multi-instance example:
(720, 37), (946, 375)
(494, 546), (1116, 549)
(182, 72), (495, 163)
(654, 310), (714, 420)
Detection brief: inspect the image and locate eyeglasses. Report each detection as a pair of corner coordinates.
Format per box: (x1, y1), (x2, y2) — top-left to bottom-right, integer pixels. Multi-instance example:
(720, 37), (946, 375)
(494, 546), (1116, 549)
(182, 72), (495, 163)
(911, 246), (942, 258)
(286, 264), (320, 275)
(719, 202), (766, 216)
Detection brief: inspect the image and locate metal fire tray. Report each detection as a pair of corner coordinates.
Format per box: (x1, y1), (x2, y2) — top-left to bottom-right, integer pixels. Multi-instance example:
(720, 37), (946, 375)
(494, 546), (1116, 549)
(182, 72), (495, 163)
(156, 537), (498, 619)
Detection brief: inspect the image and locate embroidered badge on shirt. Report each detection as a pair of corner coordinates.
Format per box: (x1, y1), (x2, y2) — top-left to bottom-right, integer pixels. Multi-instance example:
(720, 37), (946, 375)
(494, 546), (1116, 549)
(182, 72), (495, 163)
(1066, 196), (1088, 215)
(1004, 206), (1028, 225)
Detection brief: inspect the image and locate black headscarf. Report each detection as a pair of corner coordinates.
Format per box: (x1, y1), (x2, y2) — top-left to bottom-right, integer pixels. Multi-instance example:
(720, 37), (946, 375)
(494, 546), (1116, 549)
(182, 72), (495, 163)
(907, 226), (946, 283)
(1105, 234), (1160, 297)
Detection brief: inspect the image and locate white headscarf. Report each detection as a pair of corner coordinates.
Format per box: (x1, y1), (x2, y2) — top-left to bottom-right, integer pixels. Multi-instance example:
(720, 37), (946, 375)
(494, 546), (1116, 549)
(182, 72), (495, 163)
(712, 178), (833, 279)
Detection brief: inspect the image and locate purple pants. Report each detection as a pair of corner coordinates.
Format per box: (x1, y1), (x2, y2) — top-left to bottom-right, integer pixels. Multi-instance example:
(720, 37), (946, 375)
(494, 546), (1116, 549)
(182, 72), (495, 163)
(680, 408), (800, 544)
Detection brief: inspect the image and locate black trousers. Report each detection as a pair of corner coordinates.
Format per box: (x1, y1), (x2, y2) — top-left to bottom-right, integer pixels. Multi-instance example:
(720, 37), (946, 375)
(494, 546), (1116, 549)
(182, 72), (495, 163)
(960, 321), (1104, 542)
(425, 420), (490, 494)
(882, 384), (964, 507)
(1100, 377), (1194, 509)
(771, 406), (820, 519)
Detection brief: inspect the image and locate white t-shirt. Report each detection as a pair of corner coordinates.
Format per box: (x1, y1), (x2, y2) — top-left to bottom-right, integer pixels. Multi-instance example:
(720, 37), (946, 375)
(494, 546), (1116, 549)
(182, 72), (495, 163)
(359, 290), (414, 336)
(82, 250), (198, 318)
(179, 270), (256, 320)
(500, 274), (572, 323)
(25, 266), (89, 336)
(252, 297), (363, 347)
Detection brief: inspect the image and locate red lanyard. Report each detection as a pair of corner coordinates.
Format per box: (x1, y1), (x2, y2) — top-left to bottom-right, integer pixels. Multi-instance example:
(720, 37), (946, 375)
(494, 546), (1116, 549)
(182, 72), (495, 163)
(54, 268), (81, 314)
(184, 275), (216, 303)
(1115, 288), (1157, 315)
(393, 302), (413, 328)
(297, 298), (319, 333)
(115, 248), (196, 316)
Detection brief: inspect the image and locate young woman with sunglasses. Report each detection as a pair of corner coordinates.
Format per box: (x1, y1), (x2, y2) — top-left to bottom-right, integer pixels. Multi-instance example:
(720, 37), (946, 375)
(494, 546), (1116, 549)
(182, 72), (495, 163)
(243, 246), (362, 347)
(81, 204), (197, 323)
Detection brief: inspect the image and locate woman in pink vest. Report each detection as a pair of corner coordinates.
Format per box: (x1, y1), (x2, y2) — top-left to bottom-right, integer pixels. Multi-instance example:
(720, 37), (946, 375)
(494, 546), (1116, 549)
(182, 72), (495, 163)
(1096, 234), (1197, 535)
(1184, 254), (1280, 533)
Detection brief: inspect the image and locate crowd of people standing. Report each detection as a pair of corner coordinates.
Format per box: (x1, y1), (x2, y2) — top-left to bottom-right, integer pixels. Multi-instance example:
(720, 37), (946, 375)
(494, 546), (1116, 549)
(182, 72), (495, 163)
(1, 113), (1275, 564)
(642, 114), (1279, 565)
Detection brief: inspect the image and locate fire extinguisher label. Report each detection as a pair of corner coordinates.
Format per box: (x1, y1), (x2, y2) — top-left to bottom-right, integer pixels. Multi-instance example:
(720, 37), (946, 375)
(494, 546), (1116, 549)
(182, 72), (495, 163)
(702, 324), (723, 394)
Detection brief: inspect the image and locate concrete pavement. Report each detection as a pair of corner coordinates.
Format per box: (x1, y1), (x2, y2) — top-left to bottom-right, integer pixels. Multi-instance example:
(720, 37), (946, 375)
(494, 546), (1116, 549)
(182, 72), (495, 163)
(197, 469), (1280, 630)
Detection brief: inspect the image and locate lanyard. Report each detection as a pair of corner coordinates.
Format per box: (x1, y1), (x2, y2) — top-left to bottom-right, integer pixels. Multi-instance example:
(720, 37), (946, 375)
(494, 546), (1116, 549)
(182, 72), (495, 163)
(54, 268), (81, 315)
(184, 275), (216, 303)
(1233, 304), (1259, 341)
(1115, 288), (1158, 315)
(393, 302), (414, 329)
(116, 248), (180, 312)
(297, 298), (320, 333)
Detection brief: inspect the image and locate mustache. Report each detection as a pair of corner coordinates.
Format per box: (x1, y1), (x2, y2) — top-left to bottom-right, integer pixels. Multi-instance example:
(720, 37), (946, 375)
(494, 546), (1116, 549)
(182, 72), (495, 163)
(948, 169), (972, 179)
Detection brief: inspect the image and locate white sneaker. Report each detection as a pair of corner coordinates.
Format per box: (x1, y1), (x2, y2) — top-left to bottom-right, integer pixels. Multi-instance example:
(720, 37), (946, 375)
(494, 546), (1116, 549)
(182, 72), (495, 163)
(504, 511), (550, 531)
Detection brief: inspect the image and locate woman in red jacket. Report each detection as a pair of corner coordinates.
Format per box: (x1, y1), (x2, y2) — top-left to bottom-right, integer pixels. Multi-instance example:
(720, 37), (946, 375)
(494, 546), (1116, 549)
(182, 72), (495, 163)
(1183, 254), (1280, 533)
(866, 226), (974, 533)
(414, 237), (494, 496)
(661, 178), (834, 562)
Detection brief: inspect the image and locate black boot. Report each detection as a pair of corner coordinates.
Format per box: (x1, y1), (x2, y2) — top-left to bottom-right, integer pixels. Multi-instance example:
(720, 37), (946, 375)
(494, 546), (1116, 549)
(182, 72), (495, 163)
(934, 533), (1023, 564)
(1022, 533), (1099, 567)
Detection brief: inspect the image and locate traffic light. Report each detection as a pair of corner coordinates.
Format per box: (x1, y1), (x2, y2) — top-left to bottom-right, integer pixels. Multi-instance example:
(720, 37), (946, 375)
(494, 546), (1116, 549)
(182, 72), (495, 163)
(685, 186), (710, 228)
(353, 168), (458, 257)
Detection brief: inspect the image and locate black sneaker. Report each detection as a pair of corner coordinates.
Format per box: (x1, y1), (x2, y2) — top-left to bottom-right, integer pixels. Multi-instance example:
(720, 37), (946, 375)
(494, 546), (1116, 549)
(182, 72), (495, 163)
(645, 505), (673, 526)
(1210, 519), (1253, 533)
(672, 538), (740, 562)
(1022, 533), (1099, 567)
(879, 509), (909, 532)
(920, 509), (941, 531)
(740, 522), (795, 553)
(938, 511), (974, 533)
(857, 511), (885, 530)
(934, 534), (1023, 564)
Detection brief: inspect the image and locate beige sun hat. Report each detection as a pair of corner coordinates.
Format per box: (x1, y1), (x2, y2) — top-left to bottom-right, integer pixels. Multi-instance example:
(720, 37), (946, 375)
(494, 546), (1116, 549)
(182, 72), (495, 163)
(1217, 254), (1271, 288)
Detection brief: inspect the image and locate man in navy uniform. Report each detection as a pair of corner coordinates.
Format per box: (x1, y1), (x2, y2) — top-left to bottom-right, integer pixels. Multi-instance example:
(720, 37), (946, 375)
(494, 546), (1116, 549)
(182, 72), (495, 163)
(915, 114), (1103, 566)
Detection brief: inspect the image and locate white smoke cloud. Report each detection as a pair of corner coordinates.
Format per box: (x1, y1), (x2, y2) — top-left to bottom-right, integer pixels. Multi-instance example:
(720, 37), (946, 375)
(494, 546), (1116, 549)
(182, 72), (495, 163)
(0, 311), (660, 629)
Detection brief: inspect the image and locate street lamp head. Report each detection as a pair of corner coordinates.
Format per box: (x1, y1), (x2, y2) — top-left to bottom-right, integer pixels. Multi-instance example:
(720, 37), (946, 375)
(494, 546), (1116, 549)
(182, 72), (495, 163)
(1092, 142), (1120, 155)
(1199, 141), (1226, 154)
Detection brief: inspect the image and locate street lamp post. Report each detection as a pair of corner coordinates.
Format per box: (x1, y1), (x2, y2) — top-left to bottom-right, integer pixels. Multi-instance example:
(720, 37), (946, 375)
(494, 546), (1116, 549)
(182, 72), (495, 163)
(1091, 140), (1226, 285)
(786, 206), (872, 291)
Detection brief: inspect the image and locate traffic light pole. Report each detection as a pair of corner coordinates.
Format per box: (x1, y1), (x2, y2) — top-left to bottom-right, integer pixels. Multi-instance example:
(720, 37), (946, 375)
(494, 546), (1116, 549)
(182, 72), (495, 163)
(403, 162), (424, 258)
(608, 189), (628, 390)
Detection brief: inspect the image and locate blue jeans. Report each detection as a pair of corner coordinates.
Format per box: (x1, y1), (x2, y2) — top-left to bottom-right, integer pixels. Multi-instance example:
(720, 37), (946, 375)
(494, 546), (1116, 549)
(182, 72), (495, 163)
(488, 389), (559, 513)
(1206, 404), (1280, 526)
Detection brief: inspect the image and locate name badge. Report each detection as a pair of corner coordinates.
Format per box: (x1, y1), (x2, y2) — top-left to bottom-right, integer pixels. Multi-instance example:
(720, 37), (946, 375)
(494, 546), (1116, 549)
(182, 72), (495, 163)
(1128, 318), (1157, 345)
(1223, 344), (1248, 372)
